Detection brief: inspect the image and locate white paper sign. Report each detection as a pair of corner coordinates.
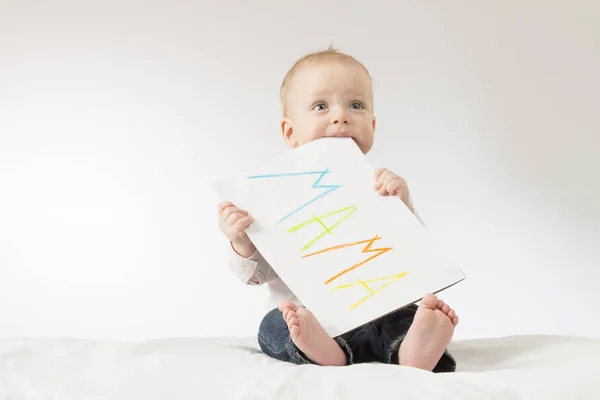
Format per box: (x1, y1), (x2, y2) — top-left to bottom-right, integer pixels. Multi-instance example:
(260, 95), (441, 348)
(214, 137), (465, 337)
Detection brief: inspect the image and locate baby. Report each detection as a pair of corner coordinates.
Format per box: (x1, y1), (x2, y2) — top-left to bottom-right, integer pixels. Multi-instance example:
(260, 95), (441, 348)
(217, 48), (459, 371)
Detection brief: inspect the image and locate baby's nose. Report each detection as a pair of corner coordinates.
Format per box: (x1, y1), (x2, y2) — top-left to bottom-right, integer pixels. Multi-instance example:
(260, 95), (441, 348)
(330, 107), (349, 124)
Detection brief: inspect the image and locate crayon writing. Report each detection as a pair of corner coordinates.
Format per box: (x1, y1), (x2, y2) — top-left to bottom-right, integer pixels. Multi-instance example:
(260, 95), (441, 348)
(248, 168), (408, 310)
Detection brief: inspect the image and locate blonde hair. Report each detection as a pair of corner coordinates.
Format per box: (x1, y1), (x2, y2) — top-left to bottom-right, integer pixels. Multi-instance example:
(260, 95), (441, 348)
(280, 45), (372, 116)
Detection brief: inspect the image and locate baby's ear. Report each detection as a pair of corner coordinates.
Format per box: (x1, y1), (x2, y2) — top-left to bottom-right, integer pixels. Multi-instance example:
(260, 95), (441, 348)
(281, 117), (297, 148)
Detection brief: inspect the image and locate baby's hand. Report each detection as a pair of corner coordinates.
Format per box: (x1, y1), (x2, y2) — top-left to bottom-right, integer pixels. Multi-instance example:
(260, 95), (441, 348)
(217, 201), (256, 257)
(373, 168), (412, 211)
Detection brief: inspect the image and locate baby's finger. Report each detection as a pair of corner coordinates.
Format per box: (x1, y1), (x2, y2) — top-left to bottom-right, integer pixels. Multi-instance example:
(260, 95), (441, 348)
(217, 201), (234, 215)
(385, 179), (404, 196)
(374, 168), (386, 181)
(226, 210), (248, 226)
(231, 216), (254, 232)
(221, 206), (248, 222)
(376, 172), (395, 194)
(224, 213), (245, 231)
(219, 205), (236, 220)
(374, 169), (390, 191)
(377, 169), (392, 185)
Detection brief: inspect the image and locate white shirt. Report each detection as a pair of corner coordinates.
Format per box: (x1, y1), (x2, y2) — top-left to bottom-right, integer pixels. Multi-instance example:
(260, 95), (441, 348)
(228, 244), (302, 310)
(227, 197), (424, 312)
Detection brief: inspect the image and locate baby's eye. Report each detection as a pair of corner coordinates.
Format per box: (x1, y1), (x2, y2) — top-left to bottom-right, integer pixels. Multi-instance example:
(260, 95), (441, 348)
(350, 102), (363, 110)
(313, 103), (328, 111)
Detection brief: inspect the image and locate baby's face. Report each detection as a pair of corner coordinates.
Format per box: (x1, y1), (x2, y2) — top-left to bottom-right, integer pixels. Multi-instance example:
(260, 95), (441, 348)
(281, 60), (376, 154)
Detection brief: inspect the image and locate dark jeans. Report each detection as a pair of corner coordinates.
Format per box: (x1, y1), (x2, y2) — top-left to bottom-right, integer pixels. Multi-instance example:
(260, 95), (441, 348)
(257, 304), (456, 372)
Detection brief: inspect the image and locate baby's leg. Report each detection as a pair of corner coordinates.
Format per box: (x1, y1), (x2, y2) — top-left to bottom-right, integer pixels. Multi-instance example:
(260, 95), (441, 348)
(278, 301), (347, 366)
(257, 307), (311, 365)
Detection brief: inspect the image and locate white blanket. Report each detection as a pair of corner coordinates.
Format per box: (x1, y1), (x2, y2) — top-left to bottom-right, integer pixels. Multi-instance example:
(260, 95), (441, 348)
(1, 334), (598, 399)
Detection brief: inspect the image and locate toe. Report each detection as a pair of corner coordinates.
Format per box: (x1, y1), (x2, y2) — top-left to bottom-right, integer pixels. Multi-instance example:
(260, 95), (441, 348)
(279, 301), (298, 312)
(420, 293), (438, 309)
(448, 309), (456, 319)
(436, 299), (445, 309)
(452, 316), (459, 326)
(284, 309), (296, 322)
(441, 303), (451, 314)
(290, 324), (300, 339)
(287, 316), (299, 330)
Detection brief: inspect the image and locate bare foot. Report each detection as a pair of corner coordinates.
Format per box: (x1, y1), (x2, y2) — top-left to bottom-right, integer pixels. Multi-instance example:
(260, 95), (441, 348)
(279, 301), (346, 366)
(398, 293), (459, 371)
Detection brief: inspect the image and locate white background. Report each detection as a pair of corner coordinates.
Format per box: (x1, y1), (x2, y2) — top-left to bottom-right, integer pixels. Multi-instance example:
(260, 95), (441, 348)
(0, 1), (598, 342)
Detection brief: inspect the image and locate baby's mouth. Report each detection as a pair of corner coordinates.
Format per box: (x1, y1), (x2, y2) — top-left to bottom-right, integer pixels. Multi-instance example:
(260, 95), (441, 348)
(329, 132), (352, 138)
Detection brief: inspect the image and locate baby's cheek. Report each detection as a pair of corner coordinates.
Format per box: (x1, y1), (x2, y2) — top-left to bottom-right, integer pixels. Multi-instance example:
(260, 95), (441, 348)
(308, 131), (325, 141)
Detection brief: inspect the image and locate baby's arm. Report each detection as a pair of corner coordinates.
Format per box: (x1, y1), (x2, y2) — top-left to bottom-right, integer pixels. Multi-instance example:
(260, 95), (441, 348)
(218, 201), (279, 285)
(228, 245), (279, 285)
